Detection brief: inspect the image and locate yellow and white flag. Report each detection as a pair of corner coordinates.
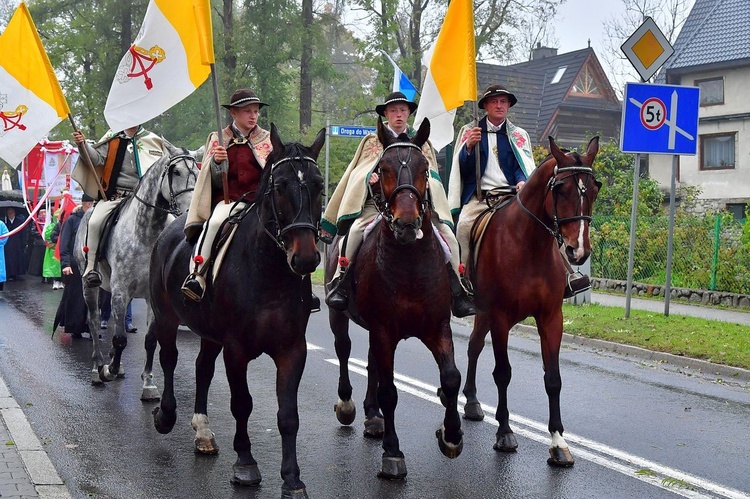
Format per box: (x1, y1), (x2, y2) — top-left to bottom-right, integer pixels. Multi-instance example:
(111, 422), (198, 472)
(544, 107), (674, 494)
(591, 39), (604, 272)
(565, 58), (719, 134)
(104, 0), (214, 132)
(0, 3), (70, 167)
(413, 0), (476, 151)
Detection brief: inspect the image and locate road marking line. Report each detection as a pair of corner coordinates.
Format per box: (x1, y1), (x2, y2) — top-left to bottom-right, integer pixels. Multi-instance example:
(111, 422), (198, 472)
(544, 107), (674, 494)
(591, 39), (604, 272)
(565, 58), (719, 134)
(320, 355), (746, 499)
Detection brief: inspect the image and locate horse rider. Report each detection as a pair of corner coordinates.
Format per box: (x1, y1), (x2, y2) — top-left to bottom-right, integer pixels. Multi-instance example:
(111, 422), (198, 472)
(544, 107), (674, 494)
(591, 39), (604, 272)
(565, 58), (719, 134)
(321, 91), (475, 318)
(448, 84), (590, 298)
(72, 125), (165, 288)
(181, 88), (280, 304)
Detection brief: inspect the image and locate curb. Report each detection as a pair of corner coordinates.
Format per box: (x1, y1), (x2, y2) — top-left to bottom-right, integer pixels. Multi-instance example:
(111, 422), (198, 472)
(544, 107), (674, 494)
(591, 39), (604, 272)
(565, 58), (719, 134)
(0, 377), (71, 499)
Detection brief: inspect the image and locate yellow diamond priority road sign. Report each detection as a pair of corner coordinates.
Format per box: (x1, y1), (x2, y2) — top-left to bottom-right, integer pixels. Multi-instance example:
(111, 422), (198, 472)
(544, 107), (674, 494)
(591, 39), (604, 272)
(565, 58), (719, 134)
(621, 17), (674, 82)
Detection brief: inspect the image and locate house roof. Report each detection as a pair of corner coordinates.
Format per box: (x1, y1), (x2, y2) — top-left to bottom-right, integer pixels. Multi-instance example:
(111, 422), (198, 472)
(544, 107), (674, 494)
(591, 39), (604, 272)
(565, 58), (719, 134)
(476, 47), (620, 143)
(662, 0), (750, 74)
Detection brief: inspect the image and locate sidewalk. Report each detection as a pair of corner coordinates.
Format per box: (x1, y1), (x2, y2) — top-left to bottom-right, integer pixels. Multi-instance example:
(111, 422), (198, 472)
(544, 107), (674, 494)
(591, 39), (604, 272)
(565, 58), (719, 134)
(0, 377), (70, 498)
(0, 288), (748, 498)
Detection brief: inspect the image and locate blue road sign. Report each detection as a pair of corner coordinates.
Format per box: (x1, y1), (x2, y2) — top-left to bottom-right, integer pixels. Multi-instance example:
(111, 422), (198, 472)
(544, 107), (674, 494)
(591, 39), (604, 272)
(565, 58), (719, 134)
(620, 82), (700, 155)
(330, 125), (376, 138)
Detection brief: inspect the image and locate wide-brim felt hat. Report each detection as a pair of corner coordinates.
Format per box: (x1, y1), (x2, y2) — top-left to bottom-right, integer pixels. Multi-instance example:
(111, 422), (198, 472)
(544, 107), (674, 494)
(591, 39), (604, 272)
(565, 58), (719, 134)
(375, 92), (418, 117)
(478, 85), (518, 109)
(221, 88), (268, 110)
(81, 193), (95, 202)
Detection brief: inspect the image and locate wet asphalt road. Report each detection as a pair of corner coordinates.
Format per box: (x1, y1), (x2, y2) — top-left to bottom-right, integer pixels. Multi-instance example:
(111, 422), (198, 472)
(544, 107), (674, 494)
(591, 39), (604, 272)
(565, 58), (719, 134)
(0, 278), (749, 498)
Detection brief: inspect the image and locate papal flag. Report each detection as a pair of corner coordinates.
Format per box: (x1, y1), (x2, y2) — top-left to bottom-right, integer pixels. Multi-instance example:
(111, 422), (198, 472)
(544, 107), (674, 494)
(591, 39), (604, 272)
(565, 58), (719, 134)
(0, 2), (70, 167)
(104, 0), (214, 132)
(413, 0), (476, 151)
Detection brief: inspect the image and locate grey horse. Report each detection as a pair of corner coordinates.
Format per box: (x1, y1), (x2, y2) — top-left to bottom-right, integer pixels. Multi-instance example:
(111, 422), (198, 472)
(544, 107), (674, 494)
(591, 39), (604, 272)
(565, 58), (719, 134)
(74, 141), (199, 397)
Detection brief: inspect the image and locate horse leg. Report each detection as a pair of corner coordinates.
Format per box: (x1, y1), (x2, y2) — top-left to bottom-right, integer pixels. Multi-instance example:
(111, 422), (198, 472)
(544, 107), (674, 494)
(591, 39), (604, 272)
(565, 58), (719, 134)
(273, 341), (308, 498)
(424, 323), (463, 459)
(223, 349), (261, 487)
(140, 306), (160, 401)
(83, 287), (106, 384)
(363, 346), (384, 438)
(537, 312), (574, 467)
(330, 309), (356, 426)
(153, 318), (179, 434)
(462, 311), (491, 421)
(192, 338), (221, 455)
(490, 317), (518, 453)
(370, 336), (405, 480)
(103, 292), (128, 380)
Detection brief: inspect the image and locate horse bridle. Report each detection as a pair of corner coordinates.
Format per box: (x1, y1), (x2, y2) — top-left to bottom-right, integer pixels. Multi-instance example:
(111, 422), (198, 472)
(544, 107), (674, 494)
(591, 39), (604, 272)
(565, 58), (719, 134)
(370, 142), (430, 230)
(516, 164), (600, 246)
(263, 155), (321, 249)
(133, 153), (197, 216)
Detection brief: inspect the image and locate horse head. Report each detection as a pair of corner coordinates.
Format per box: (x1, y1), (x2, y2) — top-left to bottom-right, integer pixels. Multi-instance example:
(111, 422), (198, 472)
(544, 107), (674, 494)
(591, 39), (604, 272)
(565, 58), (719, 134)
(545, 136), (601, 265)
(373, 118), (431, 244)
(260, 123), (326, 275)
(158, 141), (199, 216)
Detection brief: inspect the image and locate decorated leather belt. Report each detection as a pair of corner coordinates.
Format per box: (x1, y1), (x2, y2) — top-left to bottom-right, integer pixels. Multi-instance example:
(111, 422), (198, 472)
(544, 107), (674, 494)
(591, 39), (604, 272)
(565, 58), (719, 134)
(109, 188), (133, 201)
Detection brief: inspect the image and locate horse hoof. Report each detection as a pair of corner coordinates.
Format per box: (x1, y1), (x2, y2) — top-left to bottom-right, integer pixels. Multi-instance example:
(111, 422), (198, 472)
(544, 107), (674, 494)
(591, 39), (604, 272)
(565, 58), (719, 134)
(281, 487), (309, 499)
(547, 446), (575, 467)
(98, 365), (116, 383)
(435, 426), (463, 458)
(377, 456), (407, 480)
(91, 369), (103, 385)
(116, 364), (125, 378)
(152, 407), (176, 434)
(140, 386), (161, 402)
(194, 435), (219, 455)
(230, 463), (262, 486)
(334, 399), (356, 426)
(463, 401), (484, 421)
(363, 416), (384, 438)
(493, 431), (518, 452)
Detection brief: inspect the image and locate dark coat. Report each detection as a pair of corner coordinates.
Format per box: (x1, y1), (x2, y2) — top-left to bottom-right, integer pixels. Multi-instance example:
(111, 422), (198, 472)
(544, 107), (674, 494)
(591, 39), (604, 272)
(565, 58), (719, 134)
(2, 214), (27, 278)
(59, 209), (83, 270)
(53, 209), (89, 335)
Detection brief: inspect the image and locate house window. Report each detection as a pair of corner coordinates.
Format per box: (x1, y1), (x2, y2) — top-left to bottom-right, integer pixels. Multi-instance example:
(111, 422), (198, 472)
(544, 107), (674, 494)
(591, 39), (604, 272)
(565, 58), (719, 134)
(700, 132), (735, 170)
(571, 66), (600, 95)
(726, 203), (747, 222)
(551, 66), (566, 84)
(696, 77), (723, 106)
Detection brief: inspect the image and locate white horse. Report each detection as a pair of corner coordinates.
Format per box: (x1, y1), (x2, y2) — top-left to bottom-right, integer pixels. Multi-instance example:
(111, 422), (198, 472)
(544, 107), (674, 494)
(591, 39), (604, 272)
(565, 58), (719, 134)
(74, 141), (199, 397)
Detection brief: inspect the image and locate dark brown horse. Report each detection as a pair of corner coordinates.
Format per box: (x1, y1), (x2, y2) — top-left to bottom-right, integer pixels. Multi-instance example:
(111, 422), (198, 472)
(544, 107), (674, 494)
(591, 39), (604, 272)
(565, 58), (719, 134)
(461, 136), (600, 467)
(147, 125), (325, 498)
(325, 118), (463, 479)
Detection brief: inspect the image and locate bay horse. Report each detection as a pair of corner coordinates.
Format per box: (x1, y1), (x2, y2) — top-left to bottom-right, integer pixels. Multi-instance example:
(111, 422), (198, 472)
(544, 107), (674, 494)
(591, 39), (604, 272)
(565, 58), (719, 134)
(74, 141), (198, 394)
(148, 125), (325, 497)
(325, 118), (463, 479)
(461, 136), (600, 467)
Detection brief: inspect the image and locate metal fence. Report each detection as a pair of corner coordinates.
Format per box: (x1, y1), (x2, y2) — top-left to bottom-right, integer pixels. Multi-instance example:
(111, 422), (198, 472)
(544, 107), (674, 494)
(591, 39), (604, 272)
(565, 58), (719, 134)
(590, 214), (750, 294)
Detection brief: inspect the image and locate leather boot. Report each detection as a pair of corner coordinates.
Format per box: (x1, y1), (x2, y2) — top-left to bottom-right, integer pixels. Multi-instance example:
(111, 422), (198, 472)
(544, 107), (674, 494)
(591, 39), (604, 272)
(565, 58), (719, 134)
(563, 272), (590, 299)
(181, 273), (206, 302)
(310, 291), (321, 313)
(447, 264), (476, 318)
(325, 268), (349, 312)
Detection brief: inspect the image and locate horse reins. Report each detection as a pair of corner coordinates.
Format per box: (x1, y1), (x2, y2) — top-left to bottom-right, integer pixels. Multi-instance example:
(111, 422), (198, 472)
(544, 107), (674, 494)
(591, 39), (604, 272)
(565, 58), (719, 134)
(132, 153), (197, 216)
(370, 141), (430, 229)
(516, 164), (598, 246)
(263, 155), (321, 249)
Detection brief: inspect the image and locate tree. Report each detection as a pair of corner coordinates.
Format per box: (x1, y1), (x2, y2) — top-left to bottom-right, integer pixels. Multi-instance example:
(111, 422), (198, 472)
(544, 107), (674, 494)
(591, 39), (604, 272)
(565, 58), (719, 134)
(601, 0), (693, 96)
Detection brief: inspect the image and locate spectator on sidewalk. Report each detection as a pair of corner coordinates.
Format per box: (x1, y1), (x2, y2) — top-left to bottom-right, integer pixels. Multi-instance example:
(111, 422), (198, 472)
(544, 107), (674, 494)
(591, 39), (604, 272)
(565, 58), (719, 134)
(27, 208), (48, 280)
(98, 289), (137, 333)
(2, 207), (27, 280)
(43, 210), (63, 289)
(0, 219), (8, 291)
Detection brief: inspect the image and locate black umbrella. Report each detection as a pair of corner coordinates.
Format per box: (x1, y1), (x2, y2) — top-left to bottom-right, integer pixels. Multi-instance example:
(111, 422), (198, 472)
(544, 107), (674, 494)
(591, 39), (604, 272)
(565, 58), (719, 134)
(0, 200), (25, 209)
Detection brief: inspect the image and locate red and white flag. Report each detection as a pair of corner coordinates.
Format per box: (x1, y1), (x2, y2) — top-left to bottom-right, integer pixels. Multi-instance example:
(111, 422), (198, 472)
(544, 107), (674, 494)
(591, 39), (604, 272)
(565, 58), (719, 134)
(104, 0), (214, 132)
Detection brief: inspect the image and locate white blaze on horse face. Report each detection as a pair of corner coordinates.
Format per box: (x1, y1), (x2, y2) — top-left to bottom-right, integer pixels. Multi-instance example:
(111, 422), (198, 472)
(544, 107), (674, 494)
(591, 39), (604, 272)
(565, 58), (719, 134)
(575, 178), (586, 260)
(298, 170), (304, 182)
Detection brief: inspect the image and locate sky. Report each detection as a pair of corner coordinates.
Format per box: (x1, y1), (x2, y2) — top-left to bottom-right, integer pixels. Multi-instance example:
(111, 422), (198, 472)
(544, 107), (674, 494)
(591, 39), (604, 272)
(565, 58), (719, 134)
(554, 0), (619, 55)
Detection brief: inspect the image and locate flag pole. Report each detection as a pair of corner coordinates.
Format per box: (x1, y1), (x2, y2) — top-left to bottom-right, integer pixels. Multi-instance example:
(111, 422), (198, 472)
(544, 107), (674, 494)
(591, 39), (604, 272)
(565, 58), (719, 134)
(209, 64), (229, 204)
(67, 115), (108, 201)
(473, 101), (482, 202)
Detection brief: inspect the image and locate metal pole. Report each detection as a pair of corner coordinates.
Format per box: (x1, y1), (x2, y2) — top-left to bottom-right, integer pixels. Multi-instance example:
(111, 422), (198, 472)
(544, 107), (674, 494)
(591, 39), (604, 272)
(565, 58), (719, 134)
(325, 118), (330, 208)
(625, 153), (640, 318)
(664, 154), (677, 316)
(473, 101), (482, 202)
(710, 214), (721, 290)
(209, 64), (229, 204)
